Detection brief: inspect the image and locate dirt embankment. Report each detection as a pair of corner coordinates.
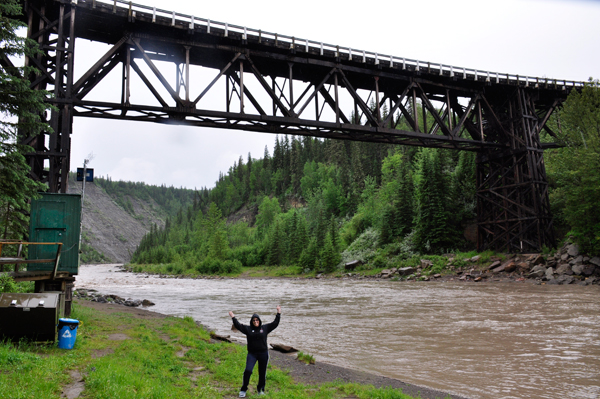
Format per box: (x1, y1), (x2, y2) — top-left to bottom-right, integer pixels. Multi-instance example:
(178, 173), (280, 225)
(67, 177), (165, 263)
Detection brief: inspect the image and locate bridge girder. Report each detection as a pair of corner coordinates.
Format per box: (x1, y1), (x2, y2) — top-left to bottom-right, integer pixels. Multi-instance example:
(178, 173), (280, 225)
(20, 0), (576, 251)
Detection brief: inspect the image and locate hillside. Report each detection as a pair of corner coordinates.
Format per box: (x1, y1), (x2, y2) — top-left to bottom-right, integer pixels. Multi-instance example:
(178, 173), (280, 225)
(66, 175), (194, 263)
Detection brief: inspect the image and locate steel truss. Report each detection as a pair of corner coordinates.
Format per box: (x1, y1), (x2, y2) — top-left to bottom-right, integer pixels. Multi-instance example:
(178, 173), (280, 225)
(20, 0), (574, 251)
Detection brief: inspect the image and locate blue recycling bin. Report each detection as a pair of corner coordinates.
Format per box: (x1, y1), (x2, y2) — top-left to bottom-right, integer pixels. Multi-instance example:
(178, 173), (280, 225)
(57, 318), (79, 349)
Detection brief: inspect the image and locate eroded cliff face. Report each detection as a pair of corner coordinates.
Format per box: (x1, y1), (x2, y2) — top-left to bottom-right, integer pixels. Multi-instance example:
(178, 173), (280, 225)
(67, 177), (165, 263)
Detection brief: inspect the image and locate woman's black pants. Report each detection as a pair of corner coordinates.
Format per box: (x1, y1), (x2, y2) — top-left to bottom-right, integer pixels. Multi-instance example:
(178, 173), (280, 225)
(241, 350), (269, 392)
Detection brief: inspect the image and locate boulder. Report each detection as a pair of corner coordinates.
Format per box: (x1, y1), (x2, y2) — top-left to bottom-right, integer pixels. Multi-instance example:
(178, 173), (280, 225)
(492, 265), (505, 273)
(397, 267), (416, 276)
(142, 299), (155, 307)
(582, 265), (596, 277)
(420, 259), (433, 268)
(345, 260), (362, 271)
(517, 262), (530, 273)
(545, 267), (555, 280)
(555, 264), (573, 275)
(531, 254), (545, 265)
(504, 262), (517, 273)
(529, 265), (546, 278)
(474, 276), (483, 282)
(569, 255), (583, 266)
(560, 253), (570, 261)
(590, 257), (600, 267)
(470, 255), (481, 262)
(572, 264), (585, 275)
(488, 260), (501, 270)
(556, 275), (574, 285)
(380, 268), (394, 275)
(567, 244), (580, 257)
(125, 299), (142, 307)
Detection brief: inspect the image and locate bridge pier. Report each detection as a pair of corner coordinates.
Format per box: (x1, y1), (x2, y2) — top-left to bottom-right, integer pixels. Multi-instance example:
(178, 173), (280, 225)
(20, 0), (76, 193)
(476, 88), (557, 252)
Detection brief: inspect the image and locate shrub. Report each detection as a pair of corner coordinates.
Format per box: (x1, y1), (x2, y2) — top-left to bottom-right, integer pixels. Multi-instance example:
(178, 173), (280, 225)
(340, 228), (380, 265)
(296, 351), (315, 365)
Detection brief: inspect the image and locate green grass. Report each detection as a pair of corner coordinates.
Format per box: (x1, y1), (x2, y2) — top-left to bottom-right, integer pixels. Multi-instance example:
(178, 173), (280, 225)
(297, 351), (316, 365)
(127, 248), (508, 282)
(0, 301), (433, 399)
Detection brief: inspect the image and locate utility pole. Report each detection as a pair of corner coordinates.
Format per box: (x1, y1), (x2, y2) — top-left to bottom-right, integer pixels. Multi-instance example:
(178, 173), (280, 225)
(78, 153), (94, 254)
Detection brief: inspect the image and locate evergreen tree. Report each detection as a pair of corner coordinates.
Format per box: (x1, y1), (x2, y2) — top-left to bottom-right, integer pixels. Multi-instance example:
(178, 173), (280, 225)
(266, 219), (283, 265)
(209, 228), (229, 260)
(414, 149), (453, 253)
(0, 0), (48, 240)
(395, 158), (415, 237)
(546, 80), (600, 254)
(320, 232), (341, 273)
(379, 204), (397, 246)
(255, 196), (281, 238)
(298, 237), (318, 270)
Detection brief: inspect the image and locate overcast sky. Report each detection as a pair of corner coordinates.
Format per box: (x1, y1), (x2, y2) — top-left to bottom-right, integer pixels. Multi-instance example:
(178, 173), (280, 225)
(69, 0), (600, 190)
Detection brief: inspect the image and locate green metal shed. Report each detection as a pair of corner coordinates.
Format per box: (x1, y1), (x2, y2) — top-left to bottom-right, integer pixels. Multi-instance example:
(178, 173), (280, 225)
(28, 193), (81, 275)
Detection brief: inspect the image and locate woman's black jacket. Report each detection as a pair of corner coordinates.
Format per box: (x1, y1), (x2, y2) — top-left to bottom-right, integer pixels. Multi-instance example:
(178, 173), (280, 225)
(232, 313), (280, 354)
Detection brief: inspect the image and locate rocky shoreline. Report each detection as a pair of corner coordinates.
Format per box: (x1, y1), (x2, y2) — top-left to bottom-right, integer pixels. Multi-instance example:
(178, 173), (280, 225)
(370, 240), (600, 286)
(74, 288), (156, 308)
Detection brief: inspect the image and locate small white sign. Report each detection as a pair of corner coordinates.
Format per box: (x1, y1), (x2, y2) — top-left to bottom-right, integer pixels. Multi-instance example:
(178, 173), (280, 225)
(62, 330), (72, 338)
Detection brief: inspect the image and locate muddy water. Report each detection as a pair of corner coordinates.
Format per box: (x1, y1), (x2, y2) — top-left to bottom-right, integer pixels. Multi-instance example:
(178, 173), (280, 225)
(76, 265), (600, 399)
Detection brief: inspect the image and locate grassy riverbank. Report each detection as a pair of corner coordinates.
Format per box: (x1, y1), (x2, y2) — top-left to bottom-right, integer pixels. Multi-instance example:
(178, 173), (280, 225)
(0, 300), (448, 399)
(124, 250), (505, 280)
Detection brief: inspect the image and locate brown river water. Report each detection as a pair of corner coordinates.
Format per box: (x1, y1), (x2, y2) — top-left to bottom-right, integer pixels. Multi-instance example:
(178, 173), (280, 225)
(76, 264), (600, 399)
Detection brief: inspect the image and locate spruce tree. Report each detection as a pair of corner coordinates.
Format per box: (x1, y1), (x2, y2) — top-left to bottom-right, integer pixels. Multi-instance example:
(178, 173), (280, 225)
(395, 158), (415, 237)
(0, 0), (49, 240)
(414, 149), (453, 253)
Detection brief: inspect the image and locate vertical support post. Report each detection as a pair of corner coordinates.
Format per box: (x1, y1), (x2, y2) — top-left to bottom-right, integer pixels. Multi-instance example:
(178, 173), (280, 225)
(272, 77), (277, 116)
(239, 60), (244, 113)
(478, 101), (483, 141)
(422, 100), (427, 134)
(315, 83), (320, 122)
(412, 87), (419, 132)
(374, 76), (380, 123)
(185, 46), (191, 102)
(334, 72), (340, 124)
(226, 73), (230, 113)
(446, 89), (452, 131)
(123, 45), (131, 105)
(288, 63), (294, 112)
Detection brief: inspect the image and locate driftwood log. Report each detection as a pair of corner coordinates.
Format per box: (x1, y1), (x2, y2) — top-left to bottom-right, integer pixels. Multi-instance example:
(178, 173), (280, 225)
(270, 343), (299, 353)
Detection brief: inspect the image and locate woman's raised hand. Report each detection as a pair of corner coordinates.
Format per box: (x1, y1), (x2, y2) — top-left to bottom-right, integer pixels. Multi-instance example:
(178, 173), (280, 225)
(229, 311), (234, 318)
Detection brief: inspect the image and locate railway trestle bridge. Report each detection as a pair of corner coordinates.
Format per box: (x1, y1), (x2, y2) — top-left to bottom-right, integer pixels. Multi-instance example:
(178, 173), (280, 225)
(14, 0), (584, 252)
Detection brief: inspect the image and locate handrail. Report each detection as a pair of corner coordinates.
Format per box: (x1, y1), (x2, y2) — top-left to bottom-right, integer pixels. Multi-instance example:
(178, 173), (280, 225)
(0, 241), (63, 279)
(79, 0), (586, 90)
